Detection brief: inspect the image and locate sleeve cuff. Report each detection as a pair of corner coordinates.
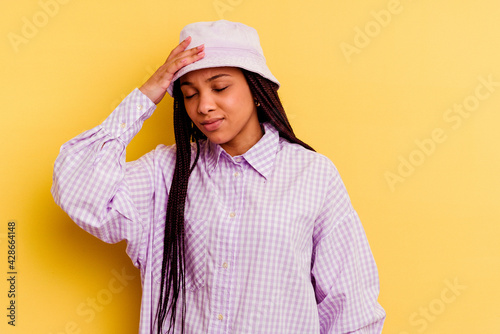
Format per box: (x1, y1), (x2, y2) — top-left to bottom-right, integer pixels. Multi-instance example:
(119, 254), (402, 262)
(101, 88), (157, 145)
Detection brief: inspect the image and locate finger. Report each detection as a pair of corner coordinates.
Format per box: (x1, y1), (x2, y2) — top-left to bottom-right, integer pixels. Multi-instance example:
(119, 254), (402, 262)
(167, 36), (192, 60)
(165, 44), (205, 72)
(168, 48), (205, 75)
(168, 43), (204, 66)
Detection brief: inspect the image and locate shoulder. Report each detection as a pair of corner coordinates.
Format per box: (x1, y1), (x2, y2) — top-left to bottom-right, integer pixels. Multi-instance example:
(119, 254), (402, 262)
(278, 138), (353, 207)
(146, 143), (177, 165)
(148, 140), (208, 168)
(277, 138), (340, 179)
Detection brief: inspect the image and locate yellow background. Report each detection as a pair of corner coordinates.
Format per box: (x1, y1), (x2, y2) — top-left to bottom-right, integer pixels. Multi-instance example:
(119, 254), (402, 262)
(1, 0), (499, 333)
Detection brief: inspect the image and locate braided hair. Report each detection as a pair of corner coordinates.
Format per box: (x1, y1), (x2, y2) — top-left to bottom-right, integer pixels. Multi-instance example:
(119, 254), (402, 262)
(156, 68), (314, 333)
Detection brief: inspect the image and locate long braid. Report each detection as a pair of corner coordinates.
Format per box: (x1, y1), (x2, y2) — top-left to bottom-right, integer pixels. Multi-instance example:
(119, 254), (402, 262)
(156, 81), (199, 334)
(241, 69), (315, 151)
(156, 69), (312, 334)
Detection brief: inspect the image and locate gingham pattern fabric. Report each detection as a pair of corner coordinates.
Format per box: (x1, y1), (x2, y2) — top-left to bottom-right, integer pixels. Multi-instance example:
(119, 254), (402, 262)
(52, 89), (385, 333)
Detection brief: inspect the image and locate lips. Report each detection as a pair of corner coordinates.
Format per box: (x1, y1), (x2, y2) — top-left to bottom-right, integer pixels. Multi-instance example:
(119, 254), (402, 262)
(200, 118), (224, 132)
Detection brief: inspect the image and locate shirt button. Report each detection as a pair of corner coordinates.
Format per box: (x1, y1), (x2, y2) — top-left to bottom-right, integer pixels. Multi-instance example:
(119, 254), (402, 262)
(222, 262), (228, 269)
(136, 104), (143, 110)
(233, 172), (240, 177)
(217, 314), (223, 321)
(234, 157), (242, 163)
(229, 212), (236, 218)
(120, 123), (126, 128)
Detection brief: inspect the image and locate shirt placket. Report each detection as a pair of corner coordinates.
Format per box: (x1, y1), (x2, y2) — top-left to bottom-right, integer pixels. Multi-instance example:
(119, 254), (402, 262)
(208, 156), (245, 334)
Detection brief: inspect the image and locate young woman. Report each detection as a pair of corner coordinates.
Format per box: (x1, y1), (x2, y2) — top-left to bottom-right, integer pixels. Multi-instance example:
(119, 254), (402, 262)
(52, 20), (385, 334)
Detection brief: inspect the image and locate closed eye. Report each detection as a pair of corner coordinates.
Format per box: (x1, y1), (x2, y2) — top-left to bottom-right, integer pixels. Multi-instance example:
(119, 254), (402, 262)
(184, 86), (229, 99)
(214, 86), (229, 92)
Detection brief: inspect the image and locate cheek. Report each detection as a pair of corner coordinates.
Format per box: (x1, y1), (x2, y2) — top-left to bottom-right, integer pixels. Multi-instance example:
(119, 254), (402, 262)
(219, 94), (239, 108)
(183, 103), (197, 121)
(225, 92), (254, 113)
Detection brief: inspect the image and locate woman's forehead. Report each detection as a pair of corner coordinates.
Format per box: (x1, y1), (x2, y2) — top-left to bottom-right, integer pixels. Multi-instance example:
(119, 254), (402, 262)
(179, 66), (242, 84)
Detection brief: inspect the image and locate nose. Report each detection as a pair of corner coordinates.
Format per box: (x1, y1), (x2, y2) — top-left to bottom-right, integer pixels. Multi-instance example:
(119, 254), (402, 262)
(197, 91), (216, 115)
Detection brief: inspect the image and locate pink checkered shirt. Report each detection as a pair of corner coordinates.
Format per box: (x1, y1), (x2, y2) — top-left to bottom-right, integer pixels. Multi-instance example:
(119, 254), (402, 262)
(52, 89), (385, 333)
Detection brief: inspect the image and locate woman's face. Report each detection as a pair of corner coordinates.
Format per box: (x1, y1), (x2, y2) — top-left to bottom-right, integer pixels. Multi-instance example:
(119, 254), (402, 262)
(179, 67), (262, 156)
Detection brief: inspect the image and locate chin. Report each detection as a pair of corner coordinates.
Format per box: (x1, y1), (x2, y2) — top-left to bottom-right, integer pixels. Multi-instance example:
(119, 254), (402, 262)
(204, 134), (229, 145)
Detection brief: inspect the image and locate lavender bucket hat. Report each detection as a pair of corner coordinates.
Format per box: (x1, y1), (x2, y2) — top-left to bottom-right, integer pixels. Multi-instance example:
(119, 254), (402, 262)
(167, 20), (280, 96)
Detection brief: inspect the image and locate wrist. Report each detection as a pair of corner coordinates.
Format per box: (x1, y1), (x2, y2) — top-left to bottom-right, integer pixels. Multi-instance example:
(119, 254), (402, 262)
(139, 84), (165, 105)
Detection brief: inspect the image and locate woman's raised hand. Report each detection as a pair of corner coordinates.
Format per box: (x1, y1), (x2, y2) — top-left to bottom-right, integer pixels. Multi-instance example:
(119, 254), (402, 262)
(139, 36), (205, 105)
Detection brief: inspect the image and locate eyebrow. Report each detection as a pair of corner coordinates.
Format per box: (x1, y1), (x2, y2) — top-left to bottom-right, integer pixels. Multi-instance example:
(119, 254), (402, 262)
(180, 73), (231, 87)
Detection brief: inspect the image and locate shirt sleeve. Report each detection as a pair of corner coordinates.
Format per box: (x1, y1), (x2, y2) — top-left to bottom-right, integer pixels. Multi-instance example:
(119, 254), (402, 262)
(51, 88), (157, 267)
(311, 162), (386, 334)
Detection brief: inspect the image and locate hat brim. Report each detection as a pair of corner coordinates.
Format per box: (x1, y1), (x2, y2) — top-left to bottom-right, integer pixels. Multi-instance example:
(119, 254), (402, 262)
(167, 48), (280, 97)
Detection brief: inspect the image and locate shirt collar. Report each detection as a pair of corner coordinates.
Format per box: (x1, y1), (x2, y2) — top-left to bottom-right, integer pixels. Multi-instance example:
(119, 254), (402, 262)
(205, 122), (279, 180)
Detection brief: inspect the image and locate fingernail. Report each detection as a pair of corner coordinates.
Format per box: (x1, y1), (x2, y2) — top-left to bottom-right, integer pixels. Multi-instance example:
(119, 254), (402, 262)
(197, 44), (204, 50)
(198, 51), (205, 57)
